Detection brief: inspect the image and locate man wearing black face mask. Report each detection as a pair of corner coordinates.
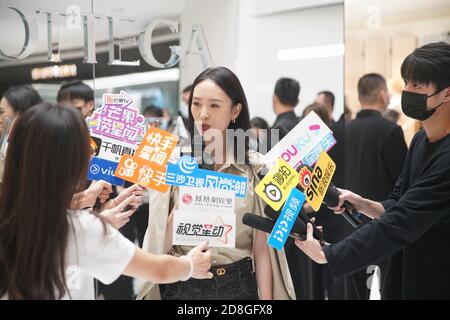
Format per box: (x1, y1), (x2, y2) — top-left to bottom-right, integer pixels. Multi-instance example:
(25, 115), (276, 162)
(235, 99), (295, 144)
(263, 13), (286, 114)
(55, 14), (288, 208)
(320, 73), (408, 300)
(295, 41), (450, 299)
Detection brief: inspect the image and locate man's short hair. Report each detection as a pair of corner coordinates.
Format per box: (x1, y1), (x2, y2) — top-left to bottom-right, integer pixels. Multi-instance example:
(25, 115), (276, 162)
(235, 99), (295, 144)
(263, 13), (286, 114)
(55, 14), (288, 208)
(57, 80), (94, 103)
(143, 105), (163, 117)
(357, 73), (387, 105)
(274, 77), (300, 107)
(401, 41), (450, 90)
(182, 84), (193, 94)
(318, 90), (335, 110)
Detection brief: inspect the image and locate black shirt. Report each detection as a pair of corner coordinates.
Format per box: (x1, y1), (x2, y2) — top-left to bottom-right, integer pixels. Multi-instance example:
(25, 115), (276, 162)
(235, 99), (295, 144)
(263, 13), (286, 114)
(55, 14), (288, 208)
(324, 130), (450, 299)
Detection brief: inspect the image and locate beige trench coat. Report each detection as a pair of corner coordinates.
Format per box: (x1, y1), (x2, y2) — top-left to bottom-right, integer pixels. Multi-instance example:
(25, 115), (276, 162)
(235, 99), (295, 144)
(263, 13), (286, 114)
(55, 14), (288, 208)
(137, 151), (296, 300)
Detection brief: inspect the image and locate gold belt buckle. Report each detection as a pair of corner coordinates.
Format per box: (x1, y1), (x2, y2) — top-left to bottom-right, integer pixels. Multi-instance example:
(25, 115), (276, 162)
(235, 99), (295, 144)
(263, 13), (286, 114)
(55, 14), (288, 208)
(216, 268), (226, 276)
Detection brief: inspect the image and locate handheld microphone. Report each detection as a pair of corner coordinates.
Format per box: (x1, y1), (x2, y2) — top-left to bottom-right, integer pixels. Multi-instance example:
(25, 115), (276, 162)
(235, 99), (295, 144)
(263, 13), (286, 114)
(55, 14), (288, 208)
(298, 164), (362, 228)
(264, 205), (324, 241)
(264, 205), (305, 235)
(322, 183), (362, 228)
(243, 213), (306, 240)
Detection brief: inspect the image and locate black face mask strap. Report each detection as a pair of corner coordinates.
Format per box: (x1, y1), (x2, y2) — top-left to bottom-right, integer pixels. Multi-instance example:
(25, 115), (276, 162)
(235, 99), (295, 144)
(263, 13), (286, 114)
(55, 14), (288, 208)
(427, 85), (450, 98)
(426, 85), (449, 112)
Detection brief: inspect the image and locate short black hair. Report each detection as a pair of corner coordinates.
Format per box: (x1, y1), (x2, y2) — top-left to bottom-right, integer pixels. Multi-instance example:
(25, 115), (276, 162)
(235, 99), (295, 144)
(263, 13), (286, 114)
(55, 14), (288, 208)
(401, 41), (450, 91)
(318, 90), (335, 109)
(3, 85), (43, 115)
(182, 84), (193, 94)
(143, 105), (163, 117)
(57, 80), (94, 103)
(250, 117), (269, 130)
(357, 73), (387, 105)
(274, 77), (300, 107)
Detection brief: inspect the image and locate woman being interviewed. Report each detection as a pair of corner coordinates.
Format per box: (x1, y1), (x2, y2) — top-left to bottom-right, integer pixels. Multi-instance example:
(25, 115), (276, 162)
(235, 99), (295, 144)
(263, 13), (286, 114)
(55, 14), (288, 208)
(0, 103), (212, 300)
(138, 67), (295, 300)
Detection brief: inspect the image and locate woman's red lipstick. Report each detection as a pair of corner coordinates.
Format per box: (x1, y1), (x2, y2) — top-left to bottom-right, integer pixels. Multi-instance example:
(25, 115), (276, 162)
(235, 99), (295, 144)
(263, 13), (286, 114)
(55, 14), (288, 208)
(201, 124), (210, 132)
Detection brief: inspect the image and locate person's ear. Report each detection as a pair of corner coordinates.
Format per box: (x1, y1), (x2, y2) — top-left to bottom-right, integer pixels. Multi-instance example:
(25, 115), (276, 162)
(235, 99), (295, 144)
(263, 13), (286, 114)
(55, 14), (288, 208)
(88, 100), (95, 111)
(380, 89), (389, 107)
(442, 87), (450, 103)
(232, 103), (242, 121)
(272, 94), (278, 106)
(84, 101), (95, 116)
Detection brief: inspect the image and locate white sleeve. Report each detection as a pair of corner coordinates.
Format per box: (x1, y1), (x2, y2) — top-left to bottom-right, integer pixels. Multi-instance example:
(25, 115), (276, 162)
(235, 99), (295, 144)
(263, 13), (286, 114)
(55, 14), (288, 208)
(74, 212), (136, 285)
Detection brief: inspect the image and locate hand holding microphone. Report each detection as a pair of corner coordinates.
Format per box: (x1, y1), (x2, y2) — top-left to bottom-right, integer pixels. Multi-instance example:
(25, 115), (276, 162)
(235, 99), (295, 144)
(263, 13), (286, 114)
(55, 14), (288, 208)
(264, 205), (325, 242)
(243, 208), (325, 245)
(297, 164), (362, 228)
(322, 184), (363, 228)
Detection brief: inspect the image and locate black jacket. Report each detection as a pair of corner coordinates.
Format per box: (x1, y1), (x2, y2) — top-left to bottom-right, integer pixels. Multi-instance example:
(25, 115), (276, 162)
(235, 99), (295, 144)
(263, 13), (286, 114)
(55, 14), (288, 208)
(265, 111), (299, 152)
(344, 109), (407, 203)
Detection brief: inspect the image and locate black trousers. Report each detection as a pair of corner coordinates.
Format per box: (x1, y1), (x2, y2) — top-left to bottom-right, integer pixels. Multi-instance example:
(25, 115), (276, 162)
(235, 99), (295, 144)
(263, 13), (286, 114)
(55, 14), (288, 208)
(160, 257), (259, 300)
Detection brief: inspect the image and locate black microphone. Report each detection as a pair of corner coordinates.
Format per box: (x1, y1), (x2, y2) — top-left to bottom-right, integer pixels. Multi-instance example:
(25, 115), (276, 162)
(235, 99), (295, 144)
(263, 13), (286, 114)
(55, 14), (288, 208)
(298, 164), (362, 228)
(264, 205), (306, 235)
(243, 213), (306, 240)
(264, 205), (324, 241)
(323, 183), (362, 228)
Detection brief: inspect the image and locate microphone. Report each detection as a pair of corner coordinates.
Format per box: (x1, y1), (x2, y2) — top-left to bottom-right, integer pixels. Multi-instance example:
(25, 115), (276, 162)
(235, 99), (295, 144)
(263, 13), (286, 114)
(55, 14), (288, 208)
(243, 213), (306, 240)
(264, 205), (306, 236)
(264, 205), (324, 241)
(322, 183), (362, 228)
(298, 164), (362, 228)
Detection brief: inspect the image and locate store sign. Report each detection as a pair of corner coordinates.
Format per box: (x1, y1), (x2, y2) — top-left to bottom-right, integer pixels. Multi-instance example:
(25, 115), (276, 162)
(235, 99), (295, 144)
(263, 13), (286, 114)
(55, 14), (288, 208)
(0, 5), (213, 68)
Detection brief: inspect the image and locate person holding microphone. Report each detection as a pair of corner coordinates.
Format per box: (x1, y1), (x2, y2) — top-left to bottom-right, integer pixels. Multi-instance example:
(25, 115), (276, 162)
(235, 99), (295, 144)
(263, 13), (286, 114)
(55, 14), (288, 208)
(0, 103), (213, 300)
(295, 42), (450, 299)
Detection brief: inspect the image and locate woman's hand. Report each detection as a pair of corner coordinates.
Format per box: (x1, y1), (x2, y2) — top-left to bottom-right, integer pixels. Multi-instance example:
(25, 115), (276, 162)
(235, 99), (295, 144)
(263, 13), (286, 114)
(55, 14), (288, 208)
(71, 180), (112, 209)
(100, 195), (137, 229)
(93, 180), (113, 204)
(295, 223), (327, 264)
(103, 184), (144, 211)
(186, 241), (214, 279)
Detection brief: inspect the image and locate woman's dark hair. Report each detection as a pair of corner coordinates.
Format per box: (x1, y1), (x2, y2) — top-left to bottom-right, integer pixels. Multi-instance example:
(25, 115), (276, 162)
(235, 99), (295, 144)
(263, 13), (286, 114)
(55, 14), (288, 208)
(3, 85), (43, 115)
(0, 103), (91, 299)
(302, 103), (332, 127)
(401, 41), (450, 91)
(188, 67), (251, 163)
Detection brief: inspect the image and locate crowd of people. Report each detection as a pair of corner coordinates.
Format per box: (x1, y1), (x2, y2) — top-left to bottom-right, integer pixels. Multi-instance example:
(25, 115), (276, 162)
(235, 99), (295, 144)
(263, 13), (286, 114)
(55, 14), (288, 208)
(0, 41), (449, 300)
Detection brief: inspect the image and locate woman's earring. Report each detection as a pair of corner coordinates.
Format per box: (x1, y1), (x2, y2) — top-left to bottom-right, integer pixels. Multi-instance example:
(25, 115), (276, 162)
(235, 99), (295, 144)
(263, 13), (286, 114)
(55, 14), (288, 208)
(232, 117), (236, 124)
